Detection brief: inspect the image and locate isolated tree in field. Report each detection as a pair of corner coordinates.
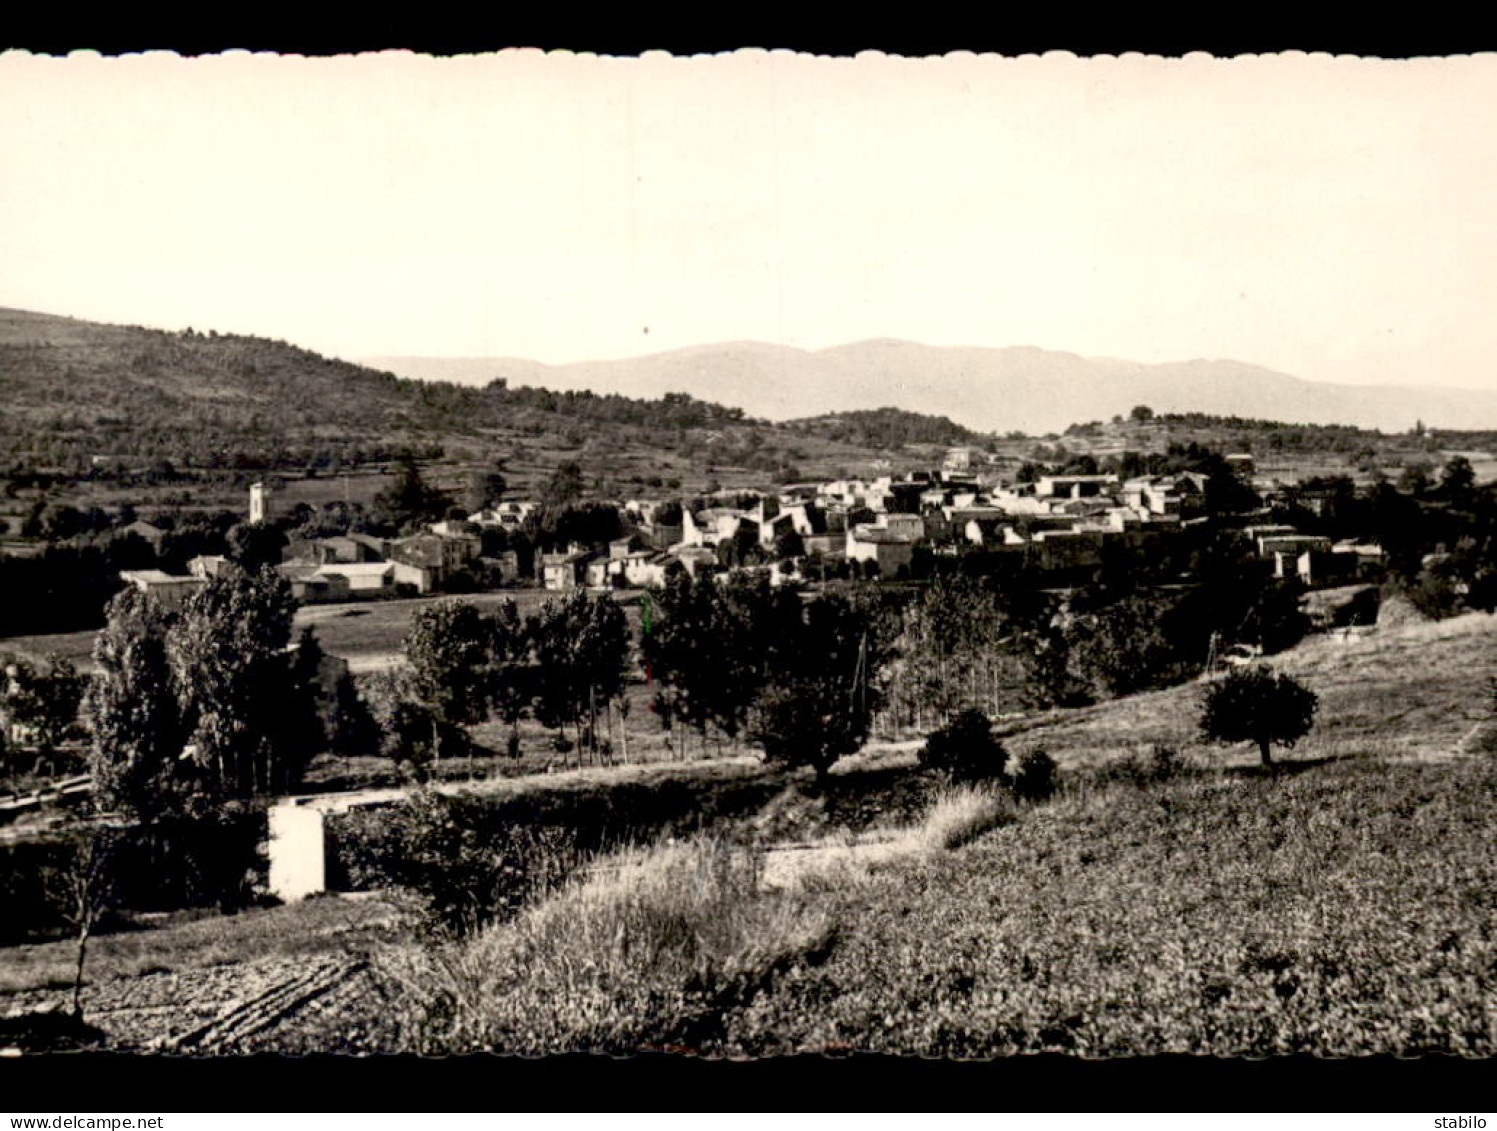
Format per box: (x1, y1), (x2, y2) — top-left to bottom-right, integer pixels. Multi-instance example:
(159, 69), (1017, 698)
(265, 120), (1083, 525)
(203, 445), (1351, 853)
(85, 588), (185, 820)
(52, 819), (121, 1023)
(1199, 665), (1318, 766)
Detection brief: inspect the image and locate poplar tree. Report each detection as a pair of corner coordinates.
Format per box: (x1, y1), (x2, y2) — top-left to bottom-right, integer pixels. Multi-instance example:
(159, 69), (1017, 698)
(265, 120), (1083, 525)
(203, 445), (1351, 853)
(85, 588), (185, 820)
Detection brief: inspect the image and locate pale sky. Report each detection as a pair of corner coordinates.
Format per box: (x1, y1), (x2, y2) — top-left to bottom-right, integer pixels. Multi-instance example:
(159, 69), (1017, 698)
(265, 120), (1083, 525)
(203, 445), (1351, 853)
(3, 49), (1496, 390)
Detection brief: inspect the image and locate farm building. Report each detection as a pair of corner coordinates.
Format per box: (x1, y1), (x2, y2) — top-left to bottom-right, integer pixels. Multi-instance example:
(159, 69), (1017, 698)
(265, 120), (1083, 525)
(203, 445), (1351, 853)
(118, 569), (207, 610)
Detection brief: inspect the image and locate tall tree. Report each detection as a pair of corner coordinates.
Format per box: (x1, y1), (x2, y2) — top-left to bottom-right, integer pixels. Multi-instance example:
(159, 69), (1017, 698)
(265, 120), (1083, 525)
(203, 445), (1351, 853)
(462, 465), (508, 514)
(225, 521), (288, 571)
(485, 598), (532, 758)
(1439, 455), (1477, 506)
(641, 571), (782, 753)
(402, 599), (493, 762)
(1064, 594), (1177, 699)
(326, 667), (380, 759)
(529, 590), (597, 756)
(52, 819), (121, 1023)
(84, 588), (185, 820)
(165, 563), (304, 800)
(575, 594), (632, 757)
(536, 461), (585, 527)
(750, 591), (890, 781)
(375, 455), (451, 533)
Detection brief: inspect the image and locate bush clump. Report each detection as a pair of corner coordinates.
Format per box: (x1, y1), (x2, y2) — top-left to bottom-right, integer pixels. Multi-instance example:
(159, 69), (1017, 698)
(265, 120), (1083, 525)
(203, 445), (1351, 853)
(1009, 747), (1059, 801)
(1100, 744), (1188, 789)
(380, 789), (580, 938)
(919, 708), (1009, 785)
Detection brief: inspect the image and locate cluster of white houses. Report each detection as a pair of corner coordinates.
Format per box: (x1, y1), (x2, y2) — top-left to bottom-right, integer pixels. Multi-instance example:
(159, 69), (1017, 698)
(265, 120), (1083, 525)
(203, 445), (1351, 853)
(542, 460), (1377, 591)
(117, 464), (1381, 609)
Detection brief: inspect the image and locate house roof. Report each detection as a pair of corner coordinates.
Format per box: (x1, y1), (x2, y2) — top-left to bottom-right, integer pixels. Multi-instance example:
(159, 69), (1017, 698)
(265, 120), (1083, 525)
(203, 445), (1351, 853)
(120, 569), (194, 585)
(314, 563), (392, 579)
(851, 529), (917, 545)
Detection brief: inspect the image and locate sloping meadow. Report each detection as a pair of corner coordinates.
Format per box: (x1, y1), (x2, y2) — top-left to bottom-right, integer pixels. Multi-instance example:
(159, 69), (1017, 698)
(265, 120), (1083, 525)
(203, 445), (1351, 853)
(712, 754), (1497, 1057)
(369, 750), (1495, 1056)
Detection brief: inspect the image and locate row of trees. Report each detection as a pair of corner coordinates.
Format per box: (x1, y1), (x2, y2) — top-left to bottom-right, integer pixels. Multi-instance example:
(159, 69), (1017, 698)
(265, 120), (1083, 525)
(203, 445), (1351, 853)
(881, 534), (1311, 731)
(348, 573), (904, 782)
(641, 572), (898, 777)
(370, 590), (632, 771)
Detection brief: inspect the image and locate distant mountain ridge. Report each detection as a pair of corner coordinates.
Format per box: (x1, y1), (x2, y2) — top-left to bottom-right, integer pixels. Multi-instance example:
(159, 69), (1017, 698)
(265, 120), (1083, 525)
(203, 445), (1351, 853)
(365, 340), (1497, 434)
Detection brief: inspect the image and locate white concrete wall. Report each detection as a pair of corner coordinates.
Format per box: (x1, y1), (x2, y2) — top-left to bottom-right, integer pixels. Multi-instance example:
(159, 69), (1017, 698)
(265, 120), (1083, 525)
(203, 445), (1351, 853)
(268, 801), (326, 903)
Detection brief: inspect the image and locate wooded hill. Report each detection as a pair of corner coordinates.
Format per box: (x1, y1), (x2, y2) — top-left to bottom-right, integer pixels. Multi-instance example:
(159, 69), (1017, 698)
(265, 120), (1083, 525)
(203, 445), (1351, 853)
(0, 308), (923, 496)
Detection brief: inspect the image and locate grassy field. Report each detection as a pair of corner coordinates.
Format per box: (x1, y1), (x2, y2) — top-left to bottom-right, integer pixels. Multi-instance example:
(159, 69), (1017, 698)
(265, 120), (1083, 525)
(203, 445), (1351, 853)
(0, 893), (406, 996)
(373, 746), (1497, 1057)
(703, 753), (1497, 1057)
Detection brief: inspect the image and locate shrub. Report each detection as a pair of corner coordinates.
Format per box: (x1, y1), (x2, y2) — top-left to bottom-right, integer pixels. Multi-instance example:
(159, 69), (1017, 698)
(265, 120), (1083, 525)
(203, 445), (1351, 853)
(1009, 747), (1058, 801)
(919, 708), (1009, 785)
(1101, 744), (1187, 789)
(381, 790), (580, 938)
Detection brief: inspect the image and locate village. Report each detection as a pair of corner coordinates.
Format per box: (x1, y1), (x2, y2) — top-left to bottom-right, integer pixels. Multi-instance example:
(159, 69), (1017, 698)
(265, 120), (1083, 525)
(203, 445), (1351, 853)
(110, 445), (1379, 614)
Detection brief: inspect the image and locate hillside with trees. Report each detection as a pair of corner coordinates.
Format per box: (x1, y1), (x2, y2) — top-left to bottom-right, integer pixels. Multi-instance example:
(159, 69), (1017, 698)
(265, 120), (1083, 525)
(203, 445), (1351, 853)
(0, 308), (895, 488)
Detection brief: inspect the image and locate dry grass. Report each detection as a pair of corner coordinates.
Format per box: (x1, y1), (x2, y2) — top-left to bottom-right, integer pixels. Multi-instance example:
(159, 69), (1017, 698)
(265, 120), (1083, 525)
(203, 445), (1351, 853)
(374, 779), (1018, 1053)
(906, 784), (1015, 852)
(377, 835), (836, 1054)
